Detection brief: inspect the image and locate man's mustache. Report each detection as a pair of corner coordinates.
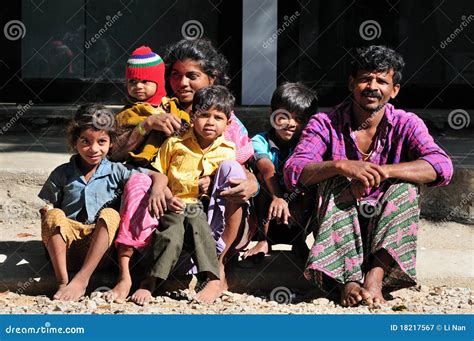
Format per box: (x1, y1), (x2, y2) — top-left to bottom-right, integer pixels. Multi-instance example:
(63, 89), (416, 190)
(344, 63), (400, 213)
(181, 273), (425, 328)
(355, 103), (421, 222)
(361, 90), (382, 99)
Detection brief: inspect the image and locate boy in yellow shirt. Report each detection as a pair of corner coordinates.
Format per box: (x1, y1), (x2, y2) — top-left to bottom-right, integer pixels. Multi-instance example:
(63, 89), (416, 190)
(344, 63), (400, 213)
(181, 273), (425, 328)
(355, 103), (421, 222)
(120, 85), (236, 305)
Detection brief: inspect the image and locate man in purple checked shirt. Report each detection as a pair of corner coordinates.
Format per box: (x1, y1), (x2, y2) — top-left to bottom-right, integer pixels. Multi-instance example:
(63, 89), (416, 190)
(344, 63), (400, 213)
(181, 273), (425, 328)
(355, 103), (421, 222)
(284, 46), (453, 307)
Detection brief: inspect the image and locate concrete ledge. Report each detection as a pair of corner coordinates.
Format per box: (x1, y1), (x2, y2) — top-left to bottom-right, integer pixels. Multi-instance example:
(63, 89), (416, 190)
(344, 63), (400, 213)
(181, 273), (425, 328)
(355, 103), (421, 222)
(1, 104), (473, 137)
(0, 241), (311, 296)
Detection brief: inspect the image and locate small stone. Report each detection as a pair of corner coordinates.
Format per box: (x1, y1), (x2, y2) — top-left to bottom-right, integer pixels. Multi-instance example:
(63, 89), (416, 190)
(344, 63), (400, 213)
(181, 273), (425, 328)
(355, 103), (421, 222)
(312, 298), (330, 305)
(36, 296), (50, 305)
(85, 300), (97, 309)
(392, 304), (408, 311)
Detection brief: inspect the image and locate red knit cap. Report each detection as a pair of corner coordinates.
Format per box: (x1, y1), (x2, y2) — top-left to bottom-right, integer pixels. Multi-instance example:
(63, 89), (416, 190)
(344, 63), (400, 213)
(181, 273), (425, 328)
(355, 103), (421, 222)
(126, 46), (166, 105)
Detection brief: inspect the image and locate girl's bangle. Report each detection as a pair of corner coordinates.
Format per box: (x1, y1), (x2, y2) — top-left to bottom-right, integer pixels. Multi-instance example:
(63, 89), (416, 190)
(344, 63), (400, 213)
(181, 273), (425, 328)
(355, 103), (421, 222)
(136, 122), (148, 136)
(251, 182), (260, 198)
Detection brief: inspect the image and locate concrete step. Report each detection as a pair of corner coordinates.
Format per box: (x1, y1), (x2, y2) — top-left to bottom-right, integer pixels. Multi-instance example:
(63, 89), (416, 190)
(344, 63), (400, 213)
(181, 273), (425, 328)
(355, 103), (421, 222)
(0, 240), (311, 296)
(1, 104), (473, 136)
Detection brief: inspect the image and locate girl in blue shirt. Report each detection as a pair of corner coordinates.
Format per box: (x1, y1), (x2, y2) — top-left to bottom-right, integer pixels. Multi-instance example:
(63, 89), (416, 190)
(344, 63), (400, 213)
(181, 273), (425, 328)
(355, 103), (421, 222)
(39, 104), (167, 301)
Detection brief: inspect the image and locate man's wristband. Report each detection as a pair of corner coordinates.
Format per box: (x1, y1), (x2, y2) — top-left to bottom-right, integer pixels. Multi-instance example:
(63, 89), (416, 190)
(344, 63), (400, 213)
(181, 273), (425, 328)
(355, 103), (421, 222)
(136, 122), (148, 136)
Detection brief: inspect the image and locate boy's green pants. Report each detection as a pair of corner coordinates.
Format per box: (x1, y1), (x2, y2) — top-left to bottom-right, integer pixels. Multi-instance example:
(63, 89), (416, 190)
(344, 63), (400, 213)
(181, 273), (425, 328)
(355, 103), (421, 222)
(149, 203), (220, 280)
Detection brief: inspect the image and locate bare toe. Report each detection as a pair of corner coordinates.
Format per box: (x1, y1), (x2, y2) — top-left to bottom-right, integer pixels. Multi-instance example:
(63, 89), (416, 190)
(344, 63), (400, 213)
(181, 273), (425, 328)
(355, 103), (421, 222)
(243, 241), (269, 259)
(194, 279), (223, 304)
(131, 289), (152, 306)
(340, 282), (371, 307)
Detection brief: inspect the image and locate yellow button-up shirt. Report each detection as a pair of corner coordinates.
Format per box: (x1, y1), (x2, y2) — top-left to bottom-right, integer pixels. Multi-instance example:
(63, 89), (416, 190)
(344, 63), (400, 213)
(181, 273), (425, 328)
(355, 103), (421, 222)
(151, 130), (235, 203)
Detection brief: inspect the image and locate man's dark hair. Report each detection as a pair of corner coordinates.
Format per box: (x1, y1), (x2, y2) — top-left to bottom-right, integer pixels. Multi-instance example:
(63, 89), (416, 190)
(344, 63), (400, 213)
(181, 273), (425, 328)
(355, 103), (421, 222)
(192, 85), (235, 119)
(271, 82), (319, 121)
(351, 46), (405, 84)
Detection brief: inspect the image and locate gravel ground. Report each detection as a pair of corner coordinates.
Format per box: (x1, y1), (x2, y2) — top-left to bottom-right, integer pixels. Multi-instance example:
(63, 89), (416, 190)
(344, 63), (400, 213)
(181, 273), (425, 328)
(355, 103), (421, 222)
(0, 285), (472, 315)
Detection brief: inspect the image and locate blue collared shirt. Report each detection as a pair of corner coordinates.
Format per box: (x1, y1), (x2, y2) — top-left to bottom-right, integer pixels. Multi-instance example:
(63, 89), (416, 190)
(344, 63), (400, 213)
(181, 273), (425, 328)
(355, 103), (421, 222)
(38, 155), (147, 224)
(251, 130), (294, 189)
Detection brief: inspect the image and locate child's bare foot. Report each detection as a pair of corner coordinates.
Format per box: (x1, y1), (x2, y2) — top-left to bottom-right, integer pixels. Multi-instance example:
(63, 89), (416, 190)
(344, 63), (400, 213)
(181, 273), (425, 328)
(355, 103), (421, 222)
(195, 279), (223, 304)
(131, 276), (156, 306)
(53, 283), (67, 298)
(243, 240), (269, 259)
(53, 277), (87, 301)
(104, 277), (132, 303)
(340, 281), (372, 307)
(218, 263), (228, 292)
(363, 267), (386, 305)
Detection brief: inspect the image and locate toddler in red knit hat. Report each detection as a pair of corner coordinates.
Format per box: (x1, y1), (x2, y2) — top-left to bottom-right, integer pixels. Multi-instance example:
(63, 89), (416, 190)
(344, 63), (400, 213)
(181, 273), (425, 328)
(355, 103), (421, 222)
(115, 46), (189, 166)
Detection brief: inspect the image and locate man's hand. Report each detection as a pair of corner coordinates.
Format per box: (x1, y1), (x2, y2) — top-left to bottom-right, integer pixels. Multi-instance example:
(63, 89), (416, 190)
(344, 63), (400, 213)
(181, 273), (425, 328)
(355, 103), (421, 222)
(349, 180), (367, 200)
(336, 160), (388, 188)
(198, 176), (212, 195)
(145, 113), (182, 136)
(220, 177), (259, 203)
(167, 196), (186, 214)
(268, 197), (291, 225)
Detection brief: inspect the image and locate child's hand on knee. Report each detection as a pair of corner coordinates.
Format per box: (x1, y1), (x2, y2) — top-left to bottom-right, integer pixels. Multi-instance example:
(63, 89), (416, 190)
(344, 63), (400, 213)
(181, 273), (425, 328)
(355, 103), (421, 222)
(267, 198), (291, 225)
(167, 196), (185, 214)
(148, 190), (167, 218)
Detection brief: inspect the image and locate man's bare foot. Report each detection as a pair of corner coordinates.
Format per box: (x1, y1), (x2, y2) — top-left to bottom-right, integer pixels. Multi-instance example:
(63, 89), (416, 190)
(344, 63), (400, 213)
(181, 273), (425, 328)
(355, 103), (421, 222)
(104, 277), (132, 303)
(53, 277), (87, 301)
(131, 276), (156, 306)
(340, 281), (372, 307)
(363, 267), (386, 305)
(243, 240), (269, 259)
(195, 279), (223, 304)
